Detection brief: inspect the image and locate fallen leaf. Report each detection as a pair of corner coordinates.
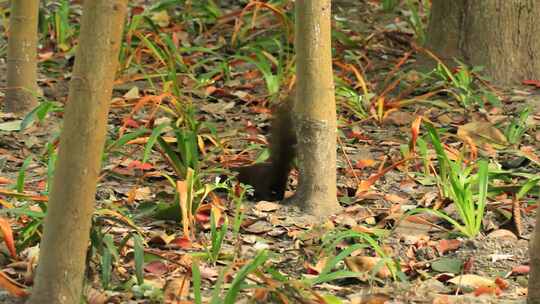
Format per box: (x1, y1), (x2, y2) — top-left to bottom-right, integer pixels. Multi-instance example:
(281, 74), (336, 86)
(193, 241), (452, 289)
(510, 265), (530, 275)
(0, 177), (13, 185)
(0, 270), (27, 297)
(448, 274), (495, 290)
(0, 217), (16, 258)
(0, 120), (22, 131)
(151, 10), (170, 27)
(163, 274), (190, 303)
(486, 229), (518, 241)
(436, 239), (462, 255)
(431, 257), (463, 274)
(254, 201), (281, 212)
(123, 86), (140, 100)
(494, 277), (509, 290)
(145, 261), (168, 275)
(345, 256), (392, 279)
(523, 79), (540, 88)
(473, 285), (501, 296)
(86, 287), (108, 304)
(243, 220), (272, 234)
(457, 121), (507, 148)
(305, 257), (328, 275)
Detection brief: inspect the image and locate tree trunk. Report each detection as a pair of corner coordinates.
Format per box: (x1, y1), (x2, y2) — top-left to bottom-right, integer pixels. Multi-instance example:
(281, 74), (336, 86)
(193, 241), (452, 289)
(288, 0), (341, 218)
(27, 1), (127, 303)
(5, 0), (39, 115)
(424, 0), (540, 85)
(529, 208), (540, 303)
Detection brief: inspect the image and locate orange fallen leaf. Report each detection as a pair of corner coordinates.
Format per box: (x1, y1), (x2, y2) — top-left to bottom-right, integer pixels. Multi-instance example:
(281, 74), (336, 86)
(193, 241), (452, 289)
(345, 256), (392, 279)
(495, 277), (509, 290)
(511, 265), (530, 275)
(0, 270), (27, 297)
(0, 177), (13, 185)
(409, 115), (422, 153)
(474, 285), (501, 296)
(0, 217), (16, 258)
(436, 239), (462, 255)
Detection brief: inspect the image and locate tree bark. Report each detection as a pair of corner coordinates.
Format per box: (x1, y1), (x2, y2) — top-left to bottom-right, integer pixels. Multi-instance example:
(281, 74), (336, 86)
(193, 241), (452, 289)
(5, 0), (39, 115)
(287, 0), (341, 218)
(529, 208), (540, 303)
(27, 1), (127, 303)
(424, 0), (540, 85)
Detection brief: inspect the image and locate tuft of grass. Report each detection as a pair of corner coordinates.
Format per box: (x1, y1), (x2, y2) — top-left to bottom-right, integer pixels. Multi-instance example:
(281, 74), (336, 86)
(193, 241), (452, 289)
(192, 250), (269, 304)
(504, 106), (530, 145)
(412, 124), (490, 238)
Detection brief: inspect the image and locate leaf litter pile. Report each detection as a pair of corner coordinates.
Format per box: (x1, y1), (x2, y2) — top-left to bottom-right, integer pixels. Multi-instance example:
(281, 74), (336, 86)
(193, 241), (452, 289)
(0, 1), (539, 303)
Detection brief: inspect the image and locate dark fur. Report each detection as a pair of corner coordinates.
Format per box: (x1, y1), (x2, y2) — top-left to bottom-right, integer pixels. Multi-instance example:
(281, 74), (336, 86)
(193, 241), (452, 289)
(235, 98), (296, 201)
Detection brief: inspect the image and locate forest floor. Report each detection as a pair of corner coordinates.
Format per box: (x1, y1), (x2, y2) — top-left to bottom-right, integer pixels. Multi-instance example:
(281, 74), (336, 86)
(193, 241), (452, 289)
(0, 1), (539, 303)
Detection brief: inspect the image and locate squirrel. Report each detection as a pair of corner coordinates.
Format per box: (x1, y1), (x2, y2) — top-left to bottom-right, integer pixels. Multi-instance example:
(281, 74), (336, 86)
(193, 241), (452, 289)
(235, 94), (296, 201)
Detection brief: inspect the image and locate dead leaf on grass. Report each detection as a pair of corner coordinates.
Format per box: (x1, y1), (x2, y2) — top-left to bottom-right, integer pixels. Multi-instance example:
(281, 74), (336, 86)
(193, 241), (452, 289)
(163, 274), (191, 304)
(344, 256), (392, 279)
(457, 121), (507, 148)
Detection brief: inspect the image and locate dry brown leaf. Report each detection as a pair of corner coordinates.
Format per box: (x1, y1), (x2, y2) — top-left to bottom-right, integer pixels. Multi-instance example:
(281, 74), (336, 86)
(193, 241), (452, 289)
(457, 121), (507, 147)
(344, 256), (391, 279)
(0, 270), (27, 297)
(163, 274), (191, 304)
(254, 201), (281, 212)
(86, 288), (108, 304)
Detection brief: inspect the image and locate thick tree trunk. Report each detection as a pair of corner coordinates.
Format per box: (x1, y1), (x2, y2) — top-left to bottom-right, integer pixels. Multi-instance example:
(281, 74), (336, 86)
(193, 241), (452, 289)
(424, 0), (540, 85)
(288, 0), (341, 218)
(27, 1), (127, 303)
(529, 208), (540, 303)
(5, 0), (39, 115)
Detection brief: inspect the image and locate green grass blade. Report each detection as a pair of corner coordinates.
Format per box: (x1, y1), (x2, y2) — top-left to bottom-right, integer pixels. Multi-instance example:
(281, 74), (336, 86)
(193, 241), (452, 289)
(223, 250), (268, 304)
(133, 234), (145, 285)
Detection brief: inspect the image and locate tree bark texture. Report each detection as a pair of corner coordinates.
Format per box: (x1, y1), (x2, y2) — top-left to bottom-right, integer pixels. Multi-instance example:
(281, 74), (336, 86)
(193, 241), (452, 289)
(289, 0), (340, 218)
(529, 208), (540, 303)
(425, 0), (540, 85)
(5, 0), (39, 115)
(27, 1), (128, 303)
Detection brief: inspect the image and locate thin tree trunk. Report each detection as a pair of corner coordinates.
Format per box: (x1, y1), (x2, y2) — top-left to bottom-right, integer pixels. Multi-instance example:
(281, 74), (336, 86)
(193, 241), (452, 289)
(5, 0), (39, 115)
(288, 0), (341, 218)
(529, 208), (540, 303)
(27, 1), (127, 303)
(424, 0), (540, 85)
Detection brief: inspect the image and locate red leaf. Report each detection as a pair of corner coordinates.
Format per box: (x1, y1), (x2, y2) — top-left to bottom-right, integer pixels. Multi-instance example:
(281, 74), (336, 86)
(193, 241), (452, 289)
(127, 160), (153, 171)
(495, 277), (509, 290)
(171, 236), (192, 249)
(122, 117), (140, 128)
(144, 261), (168, 275)
(522, 79), (540, 88)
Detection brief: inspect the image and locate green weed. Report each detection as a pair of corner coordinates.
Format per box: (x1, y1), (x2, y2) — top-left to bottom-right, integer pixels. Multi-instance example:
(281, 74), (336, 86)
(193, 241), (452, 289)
(412, 124), (490, 238)
(431, 61), (500, 109)
(192, 250), (269, 304)
(504, 106), (531, 145)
